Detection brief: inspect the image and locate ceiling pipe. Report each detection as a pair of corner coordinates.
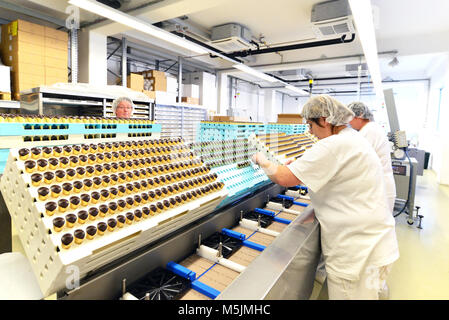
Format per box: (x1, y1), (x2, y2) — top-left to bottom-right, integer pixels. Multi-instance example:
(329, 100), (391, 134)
(225, 33), (356, 58)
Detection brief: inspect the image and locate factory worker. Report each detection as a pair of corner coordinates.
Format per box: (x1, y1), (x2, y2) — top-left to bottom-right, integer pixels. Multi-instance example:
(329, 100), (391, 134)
(348, 102), (396, 213)
(252, 95), (399, 300)
(112, 97), (134, 119)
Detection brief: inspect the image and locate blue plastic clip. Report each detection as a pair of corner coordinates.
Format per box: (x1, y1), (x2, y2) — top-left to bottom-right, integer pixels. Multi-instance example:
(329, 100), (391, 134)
(277, 194), (294, 201)
(242, 240), (266, 251)
(191, 280), (221, 299)
(221, 228), (246, 240)
(166, 261), (196, 281)
(254, 208), (276, 217)
(293, 201), (308, 207)
(273, 217), (292, 224)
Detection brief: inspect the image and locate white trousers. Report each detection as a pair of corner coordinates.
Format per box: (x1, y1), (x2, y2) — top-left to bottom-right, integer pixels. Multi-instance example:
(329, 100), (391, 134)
(327, 264), (393, 300)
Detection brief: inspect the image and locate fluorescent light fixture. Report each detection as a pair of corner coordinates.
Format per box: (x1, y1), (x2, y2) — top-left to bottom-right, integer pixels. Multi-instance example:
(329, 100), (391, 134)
(69, 0), (209, 55)
(348, 0), (384, 101)
(233, 64), (279, 83)
(285, 85), (309, 96)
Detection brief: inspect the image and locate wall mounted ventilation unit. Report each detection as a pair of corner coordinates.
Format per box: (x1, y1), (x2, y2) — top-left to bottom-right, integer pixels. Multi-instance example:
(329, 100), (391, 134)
(210, 23), (253, 53)
(311, 0), (355, 39)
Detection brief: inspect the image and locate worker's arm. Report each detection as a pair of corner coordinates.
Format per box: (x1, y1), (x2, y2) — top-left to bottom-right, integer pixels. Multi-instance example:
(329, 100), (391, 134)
(253, 153), (303, 187)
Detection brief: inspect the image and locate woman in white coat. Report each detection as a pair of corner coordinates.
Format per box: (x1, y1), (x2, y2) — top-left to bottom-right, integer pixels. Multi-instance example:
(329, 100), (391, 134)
(348, 102), (396, 213)
(253, 95), (399, 299)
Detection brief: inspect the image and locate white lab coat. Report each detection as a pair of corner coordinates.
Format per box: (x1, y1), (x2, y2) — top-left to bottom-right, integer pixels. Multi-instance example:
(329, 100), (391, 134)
(359, 122), (396, 212)
(287, 127), (399, 281)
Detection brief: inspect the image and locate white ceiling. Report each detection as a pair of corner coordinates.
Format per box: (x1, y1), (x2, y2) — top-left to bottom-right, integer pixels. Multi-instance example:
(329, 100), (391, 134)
(1, 0), (448, 94)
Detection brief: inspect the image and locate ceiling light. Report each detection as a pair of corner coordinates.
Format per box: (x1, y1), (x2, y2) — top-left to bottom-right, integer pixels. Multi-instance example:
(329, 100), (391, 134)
(285, 85), (309, 96)
(69, 0), (209, 55)
(348, 0), (384, 101)
(233, 64), (279, 83)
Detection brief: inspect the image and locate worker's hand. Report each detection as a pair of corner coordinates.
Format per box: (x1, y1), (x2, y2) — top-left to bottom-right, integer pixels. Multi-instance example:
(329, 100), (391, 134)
(251, 152), (266, 166)
(252, 152), (277, 175)
(284, 159), (295, 165)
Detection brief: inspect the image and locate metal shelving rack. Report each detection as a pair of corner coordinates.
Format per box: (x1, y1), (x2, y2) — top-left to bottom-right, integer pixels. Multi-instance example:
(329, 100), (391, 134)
(19, 87), (154, 120)
(155, 103), (207, 143)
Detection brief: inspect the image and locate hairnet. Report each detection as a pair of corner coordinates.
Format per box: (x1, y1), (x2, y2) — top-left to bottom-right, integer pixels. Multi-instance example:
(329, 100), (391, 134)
(301, 95), (354, 126)
(347, 101), (374, 121)
(112, 97), (134, 113)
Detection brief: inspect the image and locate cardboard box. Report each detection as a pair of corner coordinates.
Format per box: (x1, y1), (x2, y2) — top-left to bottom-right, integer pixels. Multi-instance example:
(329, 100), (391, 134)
(44, 37), (68, 51)
(142, 90), (156, 99)
(45, 75), (67, 85)
(45, 47), (68, 60)
(139, 69), (166, 79)
(148, 77), (167, 91)
(212, 116), (232, 122)
(6, 51), (45, 66)
(45, 56), (67, 69)
(178, 96), (199, 105)
(277, 114), (303, 124)
(44, 26), (68, 42)
(45, 66), (67, 79)
(11, 62), (45, 77)
(4, 39), (45, 56)
(127, 73), (144, 91)
(4, 20), (45, 37)
(12, 72), (45, 92)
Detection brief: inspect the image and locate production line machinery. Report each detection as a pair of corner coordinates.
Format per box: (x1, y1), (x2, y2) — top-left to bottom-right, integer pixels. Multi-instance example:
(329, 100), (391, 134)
(0, 118), (320, 300)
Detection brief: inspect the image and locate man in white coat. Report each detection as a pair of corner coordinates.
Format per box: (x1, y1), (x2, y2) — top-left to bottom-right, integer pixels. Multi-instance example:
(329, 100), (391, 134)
(348, 102), (396, 213)
(253, 95), (399, 299)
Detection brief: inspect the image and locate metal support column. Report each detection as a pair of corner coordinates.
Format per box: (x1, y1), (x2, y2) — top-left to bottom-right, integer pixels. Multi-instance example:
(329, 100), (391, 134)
(121, 37), (127, 88)
(177, 56), (183, 103)
(70, 29), (78, 84)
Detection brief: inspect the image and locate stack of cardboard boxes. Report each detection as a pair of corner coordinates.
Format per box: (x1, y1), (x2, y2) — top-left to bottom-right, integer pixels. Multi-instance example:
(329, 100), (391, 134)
(0, 19), (68, 100)
(180, 84), (199, 105)
(276, 114), (304, 124)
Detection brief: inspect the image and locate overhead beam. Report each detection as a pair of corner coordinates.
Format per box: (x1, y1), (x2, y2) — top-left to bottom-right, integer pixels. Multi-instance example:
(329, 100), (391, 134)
(0, 0), (66, 27)
(88, 0), (227, 36)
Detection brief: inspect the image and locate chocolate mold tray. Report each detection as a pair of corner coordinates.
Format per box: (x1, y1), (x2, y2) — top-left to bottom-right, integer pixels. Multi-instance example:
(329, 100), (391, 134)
(0, 140), (228, 296)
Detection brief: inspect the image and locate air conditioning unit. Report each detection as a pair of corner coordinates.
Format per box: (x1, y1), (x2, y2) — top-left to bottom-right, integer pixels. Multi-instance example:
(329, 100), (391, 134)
(210, 23), (253, 53)
(311, 0), (355, 38)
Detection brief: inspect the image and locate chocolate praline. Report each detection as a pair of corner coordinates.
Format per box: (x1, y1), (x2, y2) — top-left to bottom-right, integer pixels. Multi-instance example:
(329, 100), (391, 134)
(126, 197), (134, 206)
(97, 222), (107, 233)
(70, 196), (80, 205)
(65, 213), (77, 224)
(86, 225), (97, 237)
(118, 199), (126, 210)
(117, 214), (126, 224)
(77, 210), (88, 221)
(142, 207), (150, 216)
(61, 233), (73, 246)
(74, 229), (85, 240)
(53, 217), (65, 228)
(99, 204), (108, 215)
(88, 207), (99, 218)
(91, 191), (100, 201)
(134, 209), (142, 220)
(125, 212), (134, 222)
(107, 218), (117, 228)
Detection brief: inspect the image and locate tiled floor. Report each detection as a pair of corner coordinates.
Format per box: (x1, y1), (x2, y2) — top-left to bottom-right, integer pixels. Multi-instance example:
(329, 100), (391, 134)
(311, 170), (449, 300)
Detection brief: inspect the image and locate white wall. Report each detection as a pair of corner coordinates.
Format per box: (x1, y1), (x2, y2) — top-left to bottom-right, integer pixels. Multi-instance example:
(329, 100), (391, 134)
(422, 54), (449, 185)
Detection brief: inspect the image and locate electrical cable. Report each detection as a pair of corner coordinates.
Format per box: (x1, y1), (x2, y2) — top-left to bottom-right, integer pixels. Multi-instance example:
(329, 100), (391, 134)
(393, 149), (413, 218)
